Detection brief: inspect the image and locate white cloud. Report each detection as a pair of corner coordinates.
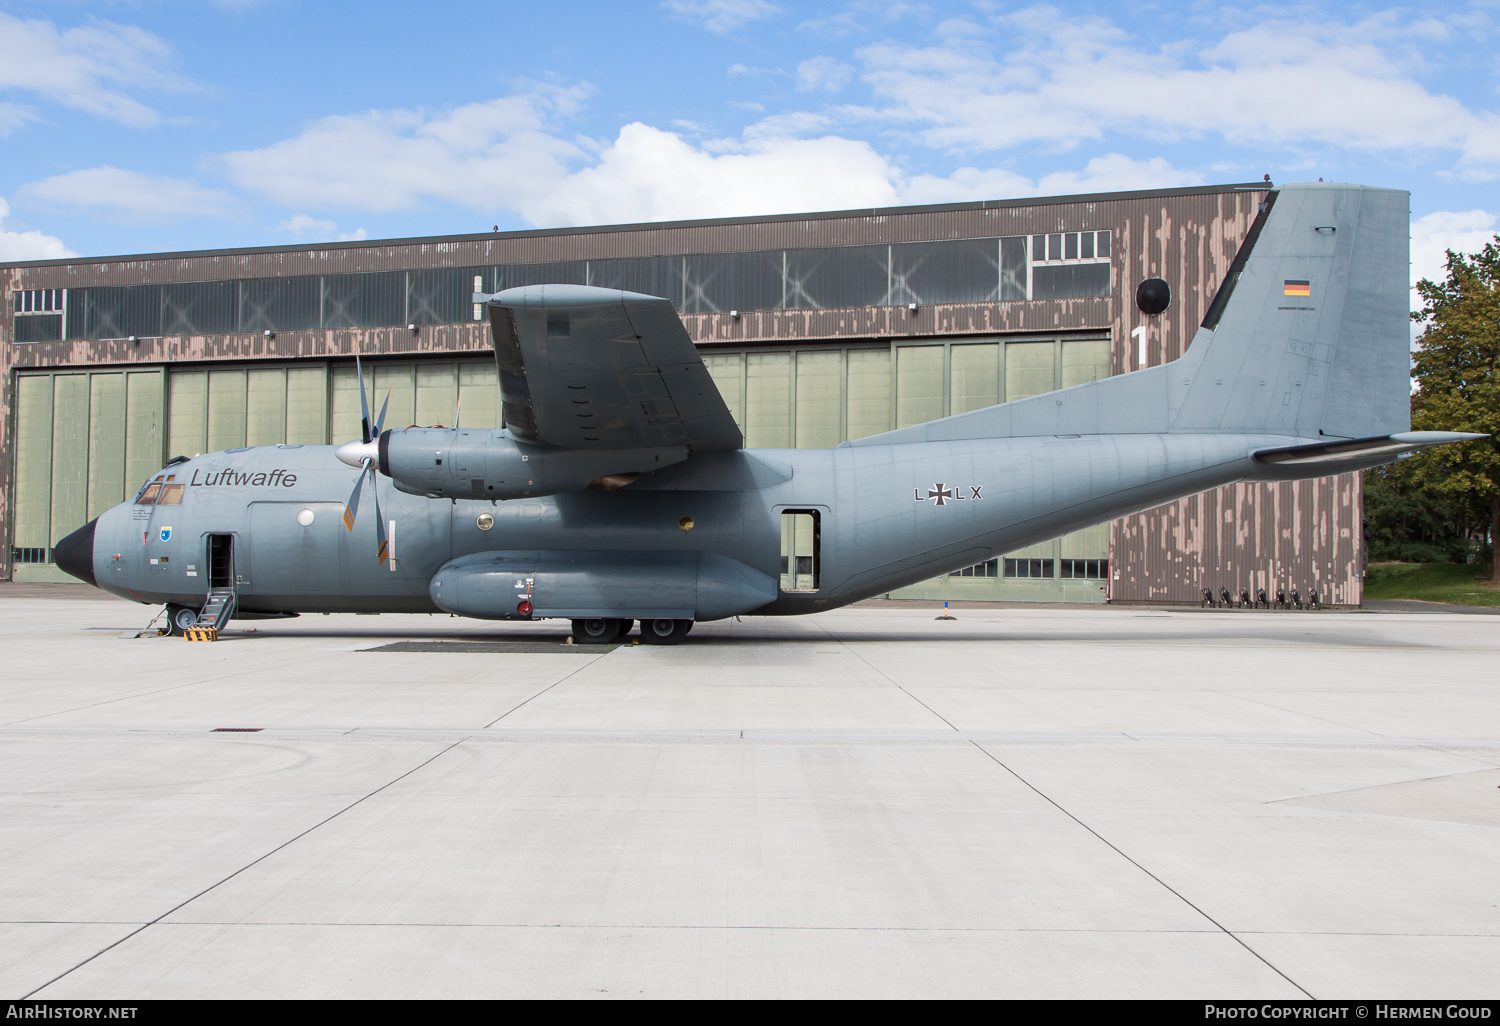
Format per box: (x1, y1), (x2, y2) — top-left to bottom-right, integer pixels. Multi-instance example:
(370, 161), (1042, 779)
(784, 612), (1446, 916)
(217, 89), (1210, 228)
(17, 167), (237, 222)
(220, 91), (587, 213)
(525, 123), (904, 224)
(0, 198), (74, 261)
(741, 110), (834, 141)
(797, 56), (854, 92)
(1035, 154), (1204, 196)
(898, 166), (1033, 205)
(0, 13), (194, 127)
(222, 91), (898, 224)
(798, 1), (929, 37)
(1410, 209), (1498, 289)
(899, 154), (1200, 205)
(0, 100), (34, 136)
(661, 0), (779, 34)
(854, 7), (1500, 176)
(276, 214), (366, 242)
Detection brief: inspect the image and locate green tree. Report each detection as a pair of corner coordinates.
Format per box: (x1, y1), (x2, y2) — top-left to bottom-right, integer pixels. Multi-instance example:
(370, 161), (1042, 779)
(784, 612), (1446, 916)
(1364, 460), (1487, 563)
(1405, 235), (1500, 578)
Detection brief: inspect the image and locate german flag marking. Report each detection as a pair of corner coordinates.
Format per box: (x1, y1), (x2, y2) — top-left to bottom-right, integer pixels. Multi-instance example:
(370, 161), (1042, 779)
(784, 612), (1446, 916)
(1284, 279), (1311, 296)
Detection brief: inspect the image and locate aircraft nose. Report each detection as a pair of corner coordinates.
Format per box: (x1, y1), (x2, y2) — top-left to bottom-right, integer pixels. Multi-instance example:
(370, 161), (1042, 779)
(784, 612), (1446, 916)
(54, 518), (98, 587)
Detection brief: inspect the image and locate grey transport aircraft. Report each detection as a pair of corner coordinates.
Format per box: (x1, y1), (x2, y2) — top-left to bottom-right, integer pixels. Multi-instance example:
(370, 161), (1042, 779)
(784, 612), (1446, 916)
(53, 183), (1482, 643)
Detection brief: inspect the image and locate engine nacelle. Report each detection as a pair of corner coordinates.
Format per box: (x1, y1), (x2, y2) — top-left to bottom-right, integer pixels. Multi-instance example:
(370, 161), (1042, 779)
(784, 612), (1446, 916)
(430, 549), (778, 621)
(378, 427), (686, 500)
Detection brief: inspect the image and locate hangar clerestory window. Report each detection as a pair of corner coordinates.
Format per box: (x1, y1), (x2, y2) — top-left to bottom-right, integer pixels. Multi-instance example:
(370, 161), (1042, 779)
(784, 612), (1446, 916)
(11, 289), (65, 343)
(49, 231), (1116, 341)
(1029, 231), (1111, 301)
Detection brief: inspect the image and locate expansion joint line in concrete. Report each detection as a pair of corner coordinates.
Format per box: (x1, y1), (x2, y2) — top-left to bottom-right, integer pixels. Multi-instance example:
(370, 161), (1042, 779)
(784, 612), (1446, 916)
(3, 668), (259, 726)
(818, 626), (961, 732)
(21, 737), (472, 999)
(968, 742), (1314, 1000)
(483, 649), (615, 728)
(1200, 685), (1385, 740)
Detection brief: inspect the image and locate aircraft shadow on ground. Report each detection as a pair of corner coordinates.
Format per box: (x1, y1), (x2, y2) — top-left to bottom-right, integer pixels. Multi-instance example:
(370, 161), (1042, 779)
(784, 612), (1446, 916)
(154, 626), (1431, 649)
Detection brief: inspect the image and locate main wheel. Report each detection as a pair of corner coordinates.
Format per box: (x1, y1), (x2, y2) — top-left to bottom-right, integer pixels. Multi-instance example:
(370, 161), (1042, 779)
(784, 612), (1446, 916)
(639, 618), (692, 645)
(571, 618), (623, 644)
(166, 603), (200, 636)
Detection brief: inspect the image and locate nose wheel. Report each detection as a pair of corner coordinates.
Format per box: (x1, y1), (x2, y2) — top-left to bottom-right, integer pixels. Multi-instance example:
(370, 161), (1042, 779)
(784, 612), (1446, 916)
(639, 618), (693, 645)
(165, 604), (201, 637)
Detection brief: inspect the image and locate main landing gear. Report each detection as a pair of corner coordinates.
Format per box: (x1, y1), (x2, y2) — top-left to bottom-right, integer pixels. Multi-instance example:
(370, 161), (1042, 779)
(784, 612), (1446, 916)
(570, 618), (634, 644)
(639, 618), (693, 645)
(569, 617), (693, 645)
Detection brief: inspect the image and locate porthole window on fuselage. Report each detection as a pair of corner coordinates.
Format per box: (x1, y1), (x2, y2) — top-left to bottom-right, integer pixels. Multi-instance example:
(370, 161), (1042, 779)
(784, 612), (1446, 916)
(476, 513), (494, 531)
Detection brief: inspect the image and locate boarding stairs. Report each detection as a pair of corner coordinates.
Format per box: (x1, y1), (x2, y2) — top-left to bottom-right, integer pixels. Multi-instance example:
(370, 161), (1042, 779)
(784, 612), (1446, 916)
(185, 588), (237, 641)
(200, 588), (236, 630)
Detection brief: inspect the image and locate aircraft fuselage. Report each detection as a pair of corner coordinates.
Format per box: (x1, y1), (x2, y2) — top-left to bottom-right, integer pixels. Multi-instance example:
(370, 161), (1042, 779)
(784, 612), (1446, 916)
(82, 429), (1362, 620)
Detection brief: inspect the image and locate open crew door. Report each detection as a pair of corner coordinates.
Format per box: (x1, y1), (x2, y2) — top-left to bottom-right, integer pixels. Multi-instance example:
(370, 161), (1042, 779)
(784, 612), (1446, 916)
(779, 510), (819, 593)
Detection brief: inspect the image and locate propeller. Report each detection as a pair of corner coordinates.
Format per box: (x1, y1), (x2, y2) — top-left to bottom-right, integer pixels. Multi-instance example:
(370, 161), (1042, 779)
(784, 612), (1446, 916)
(336, 354), (393, 565)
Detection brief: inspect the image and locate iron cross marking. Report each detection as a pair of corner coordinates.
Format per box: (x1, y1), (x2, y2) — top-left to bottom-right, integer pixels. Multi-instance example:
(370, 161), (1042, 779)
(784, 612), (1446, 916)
(912, 483), (984, 505)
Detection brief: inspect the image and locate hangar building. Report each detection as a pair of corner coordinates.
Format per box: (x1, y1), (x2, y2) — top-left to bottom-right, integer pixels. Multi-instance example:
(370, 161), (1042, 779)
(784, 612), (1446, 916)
(1, 182), (1364, 604)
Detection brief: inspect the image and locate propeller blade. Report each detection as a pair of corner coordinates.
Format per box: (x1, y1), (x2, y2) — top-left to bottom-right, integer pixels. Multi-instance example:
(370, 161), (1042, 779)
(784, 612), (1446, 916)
(356, 354), (372, 444)
(342, 457), (368, 531)
(372, 391), (390, 438)
(372, 468), (389, 566)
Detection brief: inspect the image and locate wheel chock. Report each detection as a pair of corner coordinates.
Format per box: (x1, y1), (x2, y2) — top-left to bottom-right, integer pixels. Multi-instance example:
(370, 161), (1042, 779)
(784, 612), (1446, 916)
(184, 626), (219, 642)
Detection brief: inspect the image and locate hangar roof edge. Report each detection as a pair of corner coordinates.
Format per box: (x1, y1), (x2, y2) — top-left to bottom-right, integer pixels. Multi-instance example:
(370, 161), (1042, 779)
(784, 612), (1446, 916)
(2, 182), (1267, 271)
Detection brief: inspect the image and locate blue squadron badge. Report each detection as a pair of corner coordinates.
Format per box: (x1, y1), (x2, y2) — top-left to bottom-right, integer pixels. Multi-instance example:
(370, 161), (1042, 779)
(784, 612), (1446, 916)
(160, 527), (172, 542)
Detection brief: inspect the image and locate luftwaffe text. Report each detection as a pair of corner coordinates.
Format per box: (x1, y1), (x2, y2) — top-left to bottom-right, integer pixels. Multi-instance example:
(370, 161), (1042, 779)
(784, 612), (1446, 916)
(189, 467), (298, 488)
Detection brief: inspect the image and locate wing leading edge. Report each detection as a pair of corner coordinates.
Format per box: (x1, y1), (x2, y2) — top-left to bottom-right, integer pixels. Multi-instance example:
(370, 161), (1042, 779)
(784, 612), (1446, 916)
(476, 284), (742, 453)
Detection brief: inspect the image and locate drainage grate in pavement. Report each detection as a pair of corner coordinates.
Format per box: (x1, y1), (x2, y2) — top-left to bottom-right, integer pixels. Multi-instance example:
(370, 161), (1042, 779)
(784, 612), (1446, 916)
(365, 641), (616, 654)
(210, 727), (263, 732)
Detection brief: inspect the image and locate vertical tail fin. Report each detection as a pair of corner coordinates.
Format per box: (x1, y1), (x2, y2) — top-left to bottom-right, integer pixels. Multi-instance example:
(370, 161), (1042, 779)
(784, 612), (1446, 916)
(1169, 183), (1411, 438)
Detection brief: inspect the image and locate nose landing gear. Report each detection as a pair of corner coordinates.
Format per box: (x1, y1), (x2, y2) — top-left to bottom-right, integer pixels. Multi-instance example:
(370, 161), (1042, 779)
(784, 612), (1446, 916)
(165, 604), (201, 637)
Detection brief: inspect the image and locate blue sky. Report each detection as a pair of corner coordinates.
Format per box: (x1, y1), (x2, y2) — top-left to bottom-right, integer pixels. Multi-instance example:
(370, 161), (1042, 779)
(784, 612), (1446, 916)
(1, 0), (1497, 287)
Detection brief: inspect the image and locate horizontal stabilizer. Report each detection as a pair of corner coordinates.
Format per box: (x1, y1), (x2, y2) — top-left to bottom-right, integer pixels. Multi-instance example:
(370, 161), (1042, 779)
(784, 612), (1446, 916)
(1253, 431), (1486, 467)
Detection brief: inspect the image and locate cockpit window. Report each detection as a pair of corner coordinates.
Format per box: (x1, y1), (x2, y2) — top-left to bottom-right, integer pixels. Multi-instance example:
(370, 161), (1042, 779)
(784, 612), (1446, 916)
(136, 483), (162, 505)
(158, 483), (186, 505)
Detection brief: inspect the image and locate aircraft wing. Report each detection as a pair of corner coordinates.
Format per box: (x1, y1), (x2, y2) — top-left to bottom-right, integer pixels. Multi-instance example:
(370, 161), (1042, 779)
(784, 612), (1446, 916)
(477, 284), (742, 453)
